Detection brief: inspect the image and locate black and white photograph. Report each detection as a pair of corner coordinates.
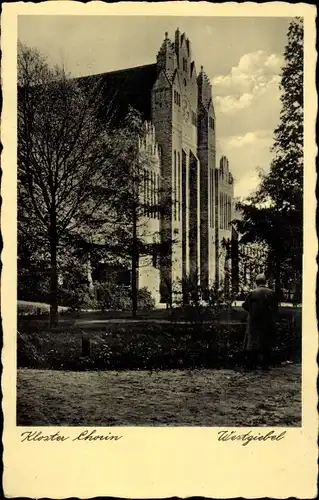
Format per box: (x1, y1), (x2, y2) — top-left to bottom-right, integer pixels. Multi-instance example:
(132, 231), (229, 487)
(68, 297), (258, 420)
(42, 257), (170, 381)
(15, 13), (304, 428)
(9, 6), (304, 434)
(2, 2), (318, 498)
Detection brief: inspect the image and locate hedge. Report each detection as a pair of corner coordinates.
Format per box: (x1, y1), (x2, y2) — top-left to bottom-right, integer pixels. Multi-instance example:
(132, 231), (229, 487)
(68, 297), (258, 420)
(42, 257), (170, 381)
(17, 318), (301, 371)
(18, 300), (68, 316)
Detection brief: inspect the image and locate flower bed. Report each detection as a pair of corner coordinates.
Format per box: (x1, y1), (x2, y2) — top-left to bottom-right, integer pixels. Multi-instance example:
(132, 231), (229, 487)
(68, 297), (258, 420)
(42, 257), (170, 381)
(17, 317), (301, 371)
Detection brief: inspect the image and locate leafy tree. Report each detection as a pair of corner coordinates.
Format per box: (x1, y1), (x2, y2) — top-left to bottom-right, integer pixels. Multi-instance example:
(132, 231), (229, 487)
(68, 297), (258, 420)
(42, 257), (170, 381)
(74, 107), (175, 318)
(18, 42), (117, 322)
(235, 18), (303, 300)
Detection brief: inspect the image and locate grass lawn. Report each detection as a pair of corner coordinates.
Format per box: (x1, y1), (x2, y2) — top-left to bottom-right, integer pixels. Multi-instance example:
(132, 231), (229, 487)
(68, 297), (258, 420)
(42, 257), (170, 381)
(17, 363), (301, 426)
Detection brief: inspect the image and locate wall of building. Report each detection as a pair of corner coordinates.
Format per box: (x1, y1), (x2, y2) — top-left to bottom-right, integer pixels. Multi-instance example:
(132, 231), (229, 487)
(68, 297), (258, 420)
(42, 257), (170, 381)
(150, 29), (236, 301)
(215, 155), (234, 290)
(94, 28), (235, 304)
(152, 29), (201, 302)
(77, 28), (240, 305)
(137, 122), (161, 304)
(197, 67), (216, 290)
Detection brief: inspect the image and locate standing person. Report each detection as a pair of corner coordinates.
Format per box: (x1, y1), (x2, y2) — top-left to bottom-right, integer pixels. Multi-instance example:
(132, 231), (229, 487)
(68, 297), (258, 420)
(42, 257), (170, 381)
(242, 273), (278, 370)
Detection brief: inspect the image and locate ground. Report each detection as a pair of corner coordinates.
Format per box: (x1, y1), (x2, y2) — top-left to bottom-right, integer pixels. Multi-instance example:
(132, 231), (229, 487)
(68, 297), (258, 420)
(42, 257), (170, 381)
(17, 363), (301, 426)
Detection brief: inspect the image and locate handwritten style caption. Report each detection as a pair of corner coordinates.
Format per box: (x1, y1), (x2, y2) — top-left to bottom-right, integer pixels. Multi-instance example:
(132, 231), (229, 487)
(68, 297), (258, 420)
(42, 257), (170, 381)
(218, 430), (287, 446)
(20, 430), (123, 442)
(21, 429), (287, 446)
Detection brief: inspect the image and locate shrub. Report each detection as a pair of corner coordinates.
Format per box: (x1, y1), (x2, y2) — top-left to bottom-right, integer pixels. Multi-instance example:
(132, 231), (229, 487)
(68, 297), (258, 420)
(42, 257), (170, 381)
(18, 300), (69, 316)
(95, 281), (131, 311)
(95, 282), (155, 311)
(18, 301), (50, 316)
(59, 283), (98, 312)
(17, 315), (300, 372)
(137, 287), (155, 311)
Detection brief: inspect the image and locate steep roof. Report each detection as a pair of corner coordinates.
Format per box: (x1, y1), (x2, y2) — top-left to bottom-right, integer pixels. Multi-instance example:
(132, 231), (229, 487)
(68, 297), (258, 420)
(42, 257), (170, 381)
(76, 63), (158, 126)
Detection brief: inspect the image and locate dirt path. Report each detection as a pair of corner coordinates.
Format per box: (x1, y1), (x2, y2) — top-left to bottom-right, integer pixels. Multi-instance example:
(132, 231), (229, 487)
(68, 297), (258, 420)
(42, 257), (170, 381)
(17, 364), (301, 427)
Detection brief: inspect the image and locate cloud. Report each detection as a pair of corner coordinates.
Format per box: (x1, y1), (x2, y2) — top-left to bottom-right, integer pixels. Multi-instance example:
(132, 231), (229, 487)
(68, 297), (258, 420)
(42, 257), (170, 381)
(234, 172), (261, 200)
(227, 129), (273, 149)
(212, 50), (283, 115)
(217, 129), (275, 199)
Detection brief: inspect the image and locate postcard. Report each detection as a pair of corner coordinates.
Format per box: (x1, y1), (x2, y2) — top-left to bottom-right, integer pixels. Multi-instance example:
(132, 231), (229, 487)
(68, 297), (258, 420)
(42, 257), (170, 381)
(1, 1), (317, 498)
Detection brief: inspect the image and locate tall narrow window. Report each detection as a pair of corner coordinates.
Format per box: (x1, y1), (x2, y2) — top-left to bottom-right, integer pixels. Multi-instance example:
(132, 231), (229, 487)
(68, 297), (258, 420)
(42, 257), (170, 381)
(143, 170), (146, 214)
(151, 171), (153, 217)
(148, 171), (151, 216)
(210, 173), (212, 228)
(155, 174), (158, 219)
(222, 193), (225, 229)
(225, 195), (227, 229)
(227, 197), (229, 228)
(173, 151), (177, 220)
(157, 174), (160, 219)
(210, 175), (212, 228)
(153, 173), (156, 216)
(212, 174), (214, 228)
(226, 196), (228, 227)
(148, 171), (151, 217)
(212, 173), (214, 228)
(153, 173), (156, 219)
(227, 197), (229, 227)
(177, 152), (181, 222)
(153, 172), (156, 215)
(145, 170), (148, 216)
(226, 197), (229, 228)
(222, 193), (224, 229)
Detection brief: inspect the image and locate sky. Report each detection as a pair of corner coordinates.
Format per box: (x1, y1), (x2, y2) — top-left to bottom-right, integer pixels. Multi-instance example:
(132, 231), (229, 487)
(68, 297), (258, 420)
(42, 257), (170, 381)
(18, 15), (292, 199)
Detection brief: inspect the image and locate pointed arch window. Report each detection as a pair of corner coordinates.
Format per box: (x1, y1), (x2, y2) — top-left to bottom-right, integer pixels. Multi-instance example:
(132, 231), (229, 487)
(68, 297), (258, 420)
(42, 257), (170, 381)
(173, 150), (177, 221)
(177, 152), (181, 222)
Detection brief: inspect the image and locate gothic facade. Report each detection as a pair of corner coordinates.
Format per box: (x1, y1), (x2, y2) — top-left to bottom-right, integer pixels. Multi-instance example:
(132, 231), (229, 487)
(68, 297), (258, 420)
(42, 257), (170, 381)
(80, 29), (234, 303)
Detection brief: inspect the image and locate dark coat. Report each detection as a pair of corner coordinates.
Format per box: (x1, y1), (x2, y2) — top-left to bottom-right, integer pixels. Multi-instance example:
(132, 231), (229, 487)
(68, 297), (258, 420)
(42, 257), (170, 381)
(242, 285), (278, 352)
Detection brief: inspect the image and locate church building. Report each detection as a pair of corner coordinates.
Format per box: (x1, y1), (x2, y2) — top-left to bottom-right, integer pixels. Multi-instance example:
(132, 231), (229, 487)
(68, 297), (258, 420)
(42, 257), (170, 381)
(79, 29), (234, 304)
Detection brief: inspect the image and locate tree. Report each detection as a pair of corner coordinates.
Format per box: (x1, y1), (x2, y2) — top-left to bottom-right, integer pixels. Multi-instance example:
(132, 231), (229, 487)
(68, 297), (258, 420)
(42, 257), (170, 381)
(18, 42), (117, 323)
(235, 18), (303, 300)
(74, 107), (175, 318)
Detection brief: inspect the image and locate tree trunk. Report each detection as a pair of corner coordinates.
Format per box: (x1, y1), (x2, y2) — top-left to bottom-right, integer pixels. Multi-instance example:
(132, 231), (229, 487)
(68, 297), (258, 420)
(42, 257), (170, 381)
(275, 253), (281, 301)
(49, 216), (58, 325)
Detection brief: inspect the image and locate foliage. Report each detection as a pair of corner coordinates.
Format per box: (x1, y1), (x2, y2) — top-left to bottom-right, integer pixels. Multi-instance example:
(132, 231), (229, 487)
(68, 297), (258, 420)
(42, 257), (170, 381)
(235, 241), (269, 295)
(137, 287), (156, 311)
(74, 106), (175, 317)
(18, 301), (68, 316)
(18, 42), (119, 322)
(18, 45), (166, 320)
(95, 281), (155, 311)
(17, 312), (301, 371)
(95, 281), (131, 311)
(234, 18), (303, 300)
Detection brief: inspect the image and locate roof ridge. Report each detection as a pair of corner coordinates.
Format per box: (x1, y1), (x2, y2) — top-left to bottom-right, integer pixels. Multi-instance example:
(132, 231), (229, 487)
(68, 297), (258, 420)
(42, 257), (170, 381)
(76, 63), (157, 80)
